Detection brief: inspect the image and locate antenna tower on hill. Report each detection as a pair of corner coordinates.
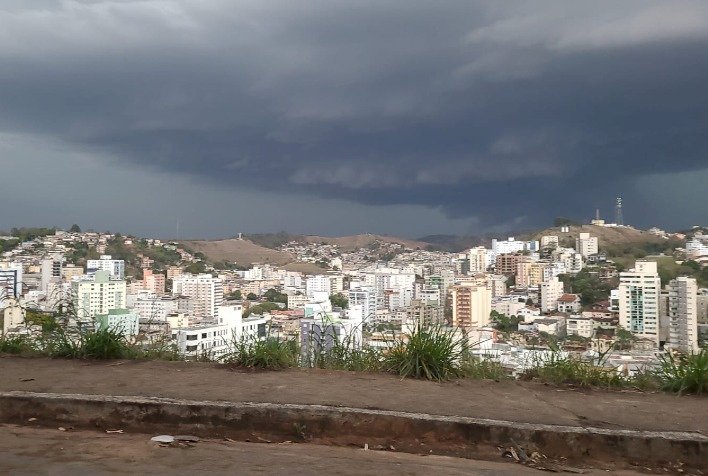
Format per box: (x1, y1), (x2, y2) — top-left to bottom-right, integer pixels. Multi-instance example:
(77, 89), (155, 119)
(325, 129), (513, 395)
(615, 197), (624, 226)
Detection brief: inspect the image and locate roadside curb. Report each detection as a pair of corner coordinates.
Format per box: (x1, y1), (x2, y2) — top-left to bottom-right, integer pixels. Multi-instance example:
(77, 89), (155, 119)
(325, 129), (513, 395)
(1, 391), (705, 469)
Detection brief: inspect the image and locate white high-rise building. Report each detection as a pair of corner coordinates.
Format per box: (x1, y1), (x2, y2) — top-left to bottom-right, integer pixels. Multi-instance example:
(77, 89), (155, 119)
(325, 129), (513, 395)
(575, 233), (599, 258)
(667, 277), (698, 353)
(617, 261), (661, 345)
(87, 255), (125, 279)
(306, 275), (331, 298)
(492, 237), (526, 256)
(540, 277), (564, 313)
(73, 270), (127, 320)
(467, 247), (489, 273)
(348, 287), (377, 320)
(172, 273), (223, 318)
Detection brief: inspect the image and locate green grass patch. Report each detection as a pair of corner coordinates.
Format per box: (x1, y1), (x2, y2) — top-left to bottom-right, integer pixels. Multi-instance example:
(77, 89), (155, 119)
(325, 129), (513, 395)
(522, 354), (629, 389)
(460, 357), (509, 380)
(221, 336), (299, 370)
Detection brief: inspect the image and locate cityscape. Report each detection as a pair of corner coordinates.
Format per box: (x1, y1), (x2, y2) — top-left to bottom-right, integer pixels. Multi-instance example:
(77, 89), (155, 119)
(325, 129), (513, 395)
(2, 212), (706, 372)
(1, 1), (707, 474)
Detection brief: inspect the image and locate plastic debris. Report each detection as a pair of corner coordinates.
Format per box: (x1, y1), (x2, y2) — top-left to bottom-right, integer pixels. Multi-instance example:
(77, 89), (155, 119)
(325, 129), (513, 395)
(150, 435), (175, 443)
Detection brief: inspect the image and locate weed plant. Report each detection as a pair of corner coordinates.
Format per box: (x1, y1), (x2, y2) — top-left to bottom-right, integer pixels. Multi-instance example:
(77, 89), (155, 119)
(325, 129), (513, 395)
(655, 349), (708, 395)
(522, 353), (627, 389)
(383, 325), (465, 380)
(222, 336), (298, 370)
(460, 357), (508, 380)
(0, 335), (37, 354)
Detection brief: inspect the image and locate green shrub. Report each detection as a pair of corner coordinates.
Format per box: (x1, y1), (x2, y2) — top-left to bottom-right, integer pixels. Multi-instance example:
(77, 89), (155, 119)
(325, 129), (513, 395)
(655, 350), (708, 395)
(222, 337), (298, 370)
(0, 335), (37, 354)
(383, 325), (464, 381)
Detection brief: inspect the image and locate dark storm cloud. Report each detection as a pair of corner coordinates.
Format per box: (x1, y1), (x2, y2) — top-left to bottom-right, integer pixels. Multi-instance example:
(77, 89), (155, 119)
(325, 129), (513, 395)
(1, 0), (707, 231)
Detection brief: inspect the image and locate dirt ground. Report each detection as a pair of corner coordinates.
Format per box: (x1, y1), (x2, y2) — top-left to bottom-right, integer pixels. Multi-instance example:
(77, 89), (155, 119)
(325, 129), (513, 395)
(0, 424), (651, 476)
(1, 356), (706, 434)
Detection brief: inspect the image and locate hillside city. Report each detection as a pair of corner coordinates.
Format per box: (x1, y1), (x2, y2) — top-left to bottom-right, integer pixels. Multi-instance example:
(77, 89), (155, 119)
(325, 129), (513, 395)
(1, 213), (707, 375)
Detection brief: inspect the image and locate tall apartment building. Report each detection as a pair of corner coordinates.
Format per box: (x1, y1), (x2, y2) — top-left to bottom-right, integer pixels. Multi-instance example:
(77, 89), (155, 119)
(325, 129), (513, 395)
(328, 274), (345, 294)
(451, 284), (491, 329)
(540, 277), (564, 313)
(41, 255), (63, 291)
(617, 261), (661, 345)
(402, 299), (444, 328)
(540, 235), (559, 249)
(667, 277), (698, 353)
(87, 255), (125, 279)
(485, 274), (507, 298)
(348, 287), (377, 320)
(172, 273), (223, 318)
(72, 270), (127, 320)
(575, 233), (599, 258)
(517, 260), (549, 288)
(142, 269), (166, 295)
(495, 253), (522, 276)
(306, 275), (331, 298)
(467, 246), (489, 273)
(166, 266), (183, 280)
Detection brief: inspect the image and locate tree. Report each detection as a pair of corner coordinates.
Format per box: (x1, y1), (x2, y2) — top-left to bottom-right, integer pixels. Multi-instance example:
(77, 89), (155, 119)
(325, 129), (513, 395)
(184, 261), (207, 274)
(244, 301), (281, 318)
(329, 292), (348, 309)
(246, 292), (258, 300)
(615, 326), (636, 350)
(69, 224), (81, 233)
(553, 217), (577, 227)
(228, 290), (242, 300)
(490, 310), (522, 332)
(264, 288), (288, 304)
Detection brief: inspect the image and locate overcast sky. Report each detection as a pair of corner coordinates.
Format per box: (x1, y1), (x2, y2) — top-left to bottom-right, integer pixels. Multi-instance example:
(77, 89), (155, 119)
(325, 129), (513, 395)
(1, 1), (706, 239)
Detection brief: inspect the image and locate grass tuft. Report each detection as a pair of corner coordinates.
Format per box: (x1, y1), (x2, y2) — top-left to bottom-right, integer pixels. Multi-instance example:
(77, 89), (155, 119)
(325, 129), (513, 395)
(460, 357), (509, 380)
(522, 353), (627, 389)
(222, 336), (298, 370)
(383, 325), (464, 381)
(654, 349), (708, 395)
(0, 335), (37, 354)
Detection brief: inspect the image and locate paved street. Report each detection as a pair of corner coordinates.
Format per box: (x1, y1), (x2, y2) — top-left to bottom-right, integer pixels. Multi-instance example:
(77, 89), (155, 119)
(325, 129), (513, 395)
(0, 424), (648, 476)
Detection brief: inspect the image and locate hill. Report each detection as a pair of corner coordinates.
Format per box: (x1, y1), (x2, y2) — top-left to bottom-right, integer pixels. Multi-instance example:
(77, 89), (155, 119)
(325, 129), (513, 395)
(180, 238), (295, 266)
(247, 232), (430, 251)
(301, 234), (429, 251)
(525, 225), (669, 249)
